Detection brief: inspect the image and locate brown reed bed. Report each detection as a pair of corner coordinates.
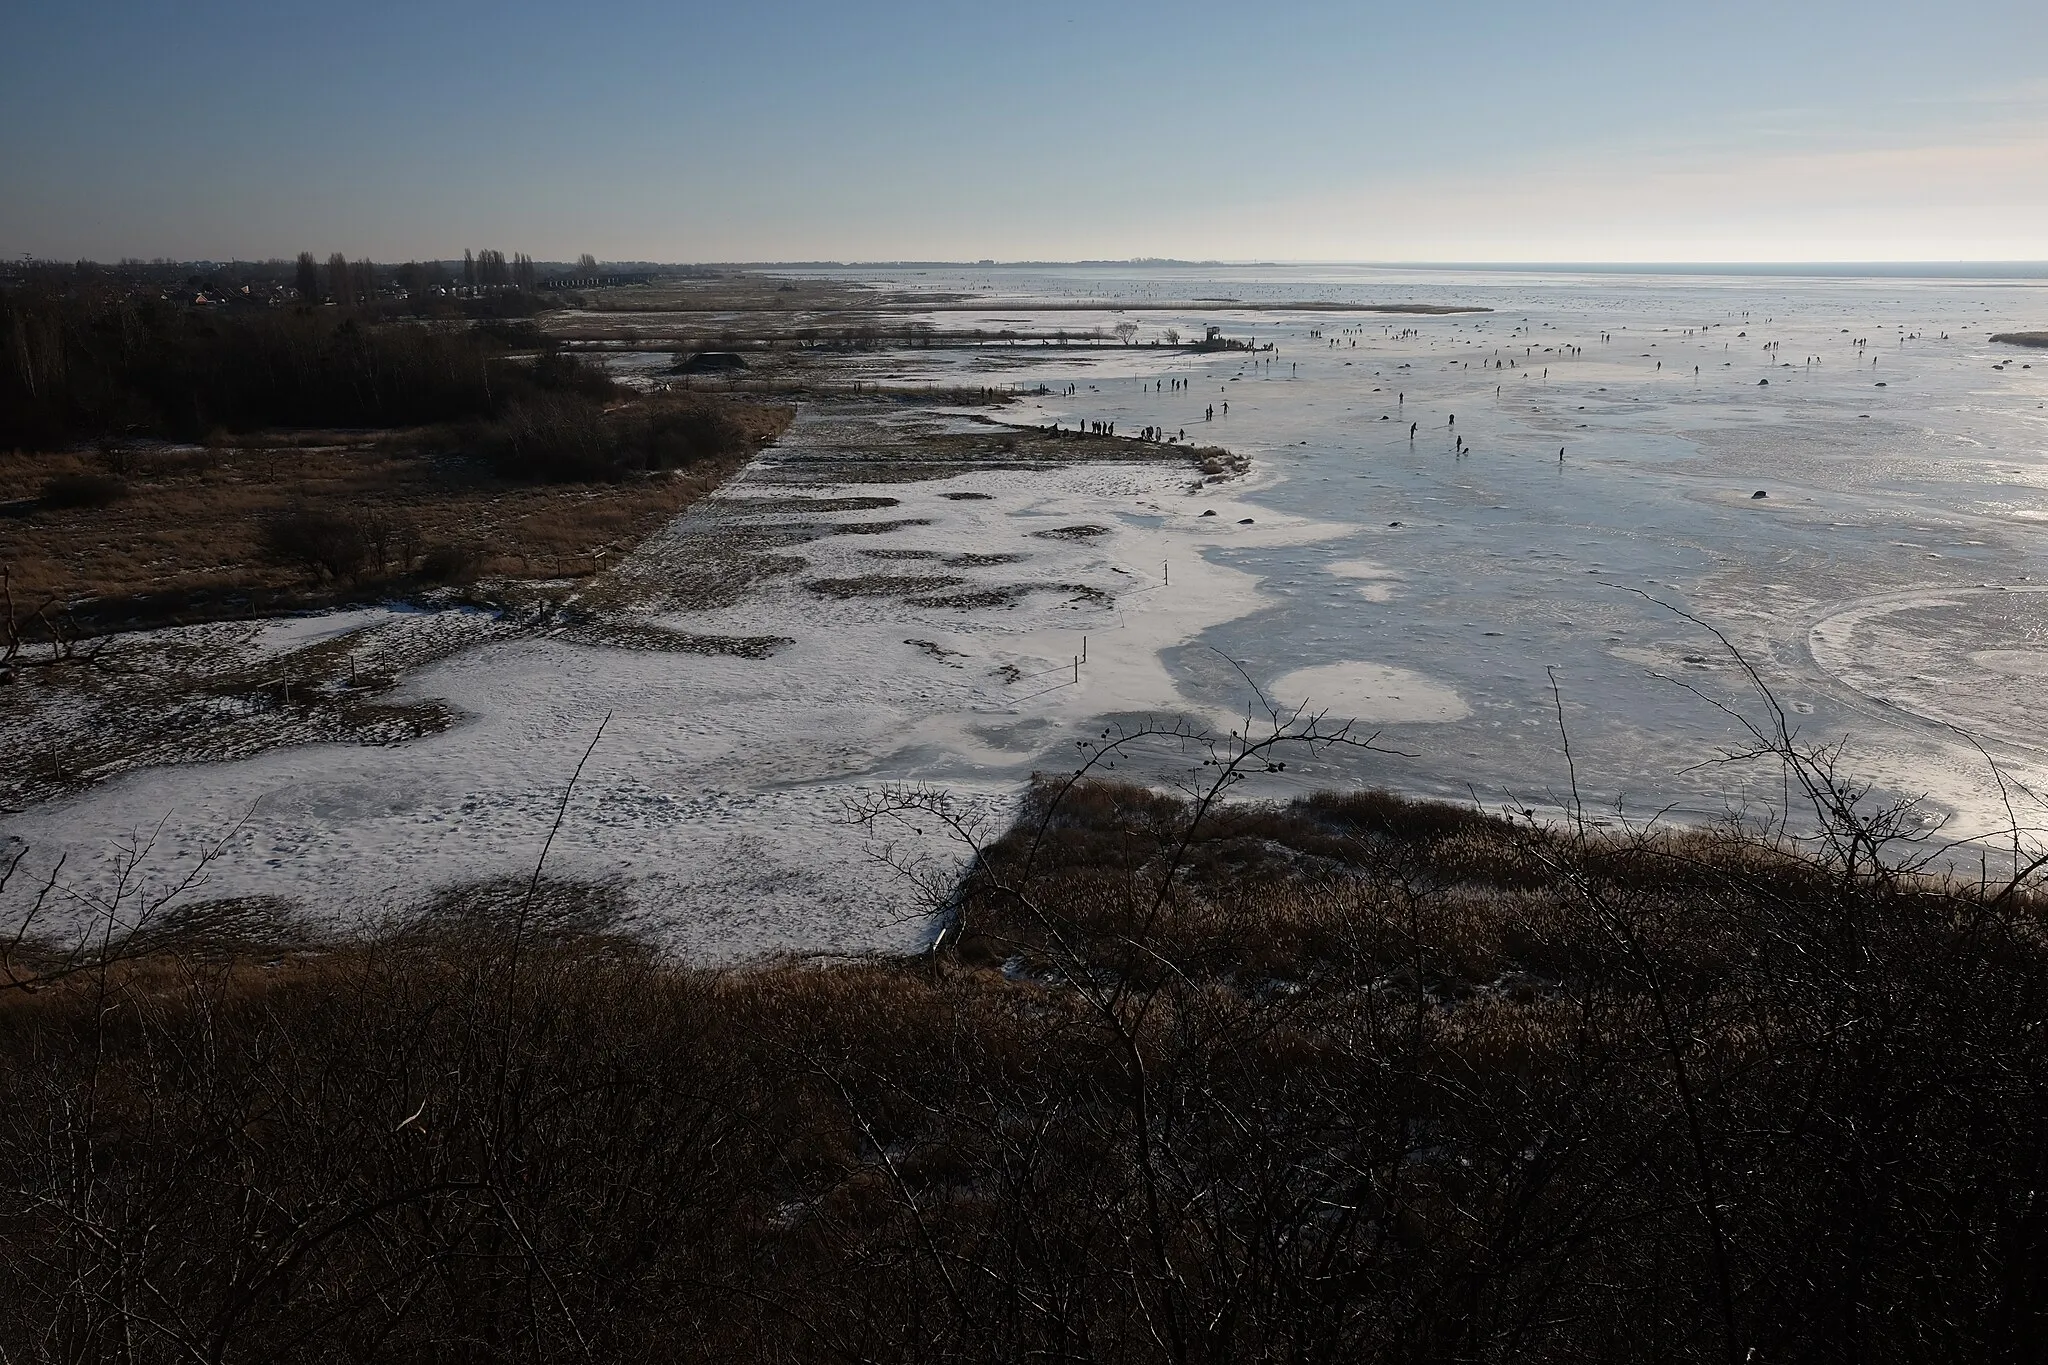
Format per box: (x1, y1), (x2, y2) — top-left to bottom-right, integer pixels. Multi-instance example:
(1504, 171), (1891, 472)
(2, 770), (2043, 1362)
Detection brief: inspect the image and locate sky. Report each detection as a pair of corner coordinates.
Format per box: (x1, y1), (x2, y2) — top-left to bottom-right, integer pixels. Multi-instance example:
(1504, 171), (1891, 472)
(4, 0), (2046, 265)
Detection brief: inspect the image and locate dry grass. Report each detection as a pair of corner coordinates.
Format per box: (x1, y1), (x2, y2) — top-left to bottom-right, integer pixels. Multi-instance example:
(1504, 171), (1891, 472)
(756, 418), (1237, 485)
(2, 779), (2043, 1360)
(0, 404), (790, 633)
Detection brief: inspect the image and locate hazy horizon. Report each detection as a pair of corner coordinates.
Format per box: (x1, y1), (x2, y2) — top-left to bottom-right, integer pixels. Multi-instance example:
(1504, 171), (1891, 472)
(22, 259), (2048, 279)
(5, 0), (2045, 265)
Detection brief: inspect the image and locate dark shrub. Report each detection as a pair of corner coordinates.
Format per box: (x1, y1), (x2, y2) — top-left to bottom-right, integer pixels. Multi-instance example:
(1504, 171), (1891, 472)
(38, 472), (128, 509)
(530, 343), (615, 399)
(418, 543), (481, 583)
(263, 509), (369, 580)
(634, 401), (753, 470)
(489, 396), (623, 481)
(481, 397), (758, 483)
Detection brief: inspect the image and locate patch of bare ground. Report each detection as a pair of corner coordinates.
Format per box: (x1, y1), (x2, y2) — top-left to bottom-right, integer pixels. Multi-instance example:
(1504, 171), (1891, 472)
(907, 586), (1028, 609)
(910, 582), (1110, 610)
(1989, 331), (2048, 347)
(744, 406), (1242, 486)
(604, 402), (1228, 617)
(1030, 523), (1110, 541)
(2, 772), (2041, 1360)
(803, 574), (967, 600)
(904, 638), (966, 666)
(718, 495), (902, 515)
(551, 619), (792, 657)
(825, 517), (934, 535)
(0, 611), (484, 809)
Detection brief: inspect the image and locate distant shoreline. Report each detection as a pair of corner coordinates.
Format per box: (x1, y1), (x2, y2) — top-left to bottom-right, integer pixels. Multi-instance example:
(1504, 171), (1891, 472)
(576, 299), (1490, 317)
(875, 301), (1487, 315)
(757, 259), (2048, 280)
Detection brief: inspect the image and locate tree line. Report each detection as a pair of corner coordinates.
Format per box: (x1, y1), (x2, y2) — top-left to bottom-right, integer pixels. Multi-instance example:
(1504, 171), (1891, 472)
(1, 284), (537, 445)
(284, 249), (559, 306)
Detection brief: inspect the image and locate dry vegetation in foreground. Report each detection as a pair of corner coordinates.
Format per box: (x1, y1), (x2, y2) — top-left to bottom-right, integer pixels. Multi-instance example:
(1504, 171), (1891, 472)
(4, 713), (2046, 1361)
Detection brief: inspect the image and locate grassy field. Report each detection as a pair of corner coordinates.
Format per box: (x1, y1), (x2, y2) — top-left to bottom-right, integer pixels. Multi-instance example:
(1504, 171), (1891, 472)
(1, 402), (790, 637)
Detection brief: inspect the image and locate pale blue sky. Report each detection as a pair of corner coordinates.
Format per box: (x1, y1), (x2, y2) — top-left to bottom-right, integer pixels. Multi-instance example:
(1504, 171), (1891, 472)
(4, 0), (2044, 262)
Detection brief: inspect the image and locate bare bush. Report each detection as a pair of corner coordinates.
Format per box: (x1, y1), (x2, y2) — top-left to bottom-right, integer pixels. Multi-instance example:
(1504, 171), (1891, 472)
(418, 542), (481, 583)
(477, 395), (761, 483)
(262, 508), (370, 580)
(38, 471), (127, 508)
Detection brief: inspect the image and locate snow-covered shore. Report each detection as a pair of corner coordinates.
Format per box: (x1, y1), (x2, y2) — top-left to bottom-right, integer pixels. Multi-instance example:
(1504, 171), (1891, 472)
(1, 407), (1419, 960)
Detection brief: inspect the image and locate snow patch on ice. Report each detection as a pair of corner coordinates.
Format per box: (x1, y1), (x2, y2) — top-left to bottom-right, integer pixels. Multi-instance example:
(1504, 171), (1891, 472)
(1266, 662), (1470, 726)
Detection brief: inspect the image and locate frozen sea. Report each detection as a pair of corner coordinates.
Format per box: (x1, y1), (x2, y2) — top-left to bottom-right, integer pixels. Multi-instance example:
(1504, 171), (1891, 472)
(820, 262), (2048, 831)
(6, 264), (2047, 954)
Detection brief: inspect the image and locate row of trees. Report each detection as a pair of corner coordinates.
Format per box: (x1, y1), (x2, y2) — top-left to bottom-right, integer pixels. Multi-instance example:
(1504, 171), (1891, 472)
(280, 250), (607, 306)
(464, 248), (534, 293)
(292, 253), (379, 308)
(1, 271), (762, 481)
(0, 283), (598, 445)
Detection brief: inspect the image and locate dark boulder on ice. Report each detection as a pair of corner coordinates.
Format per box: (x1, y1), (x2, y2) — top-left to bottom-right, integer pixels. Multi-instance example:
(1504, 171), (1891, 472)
(1201, 509), (1217, 517)
(1752, 490), (1768, 499)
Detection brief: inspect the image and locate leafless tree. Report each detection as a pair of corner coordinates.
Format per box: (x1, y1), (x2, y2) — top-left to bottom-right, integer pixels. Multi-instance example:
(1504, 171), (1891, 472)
(326, 251), (354, 308)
